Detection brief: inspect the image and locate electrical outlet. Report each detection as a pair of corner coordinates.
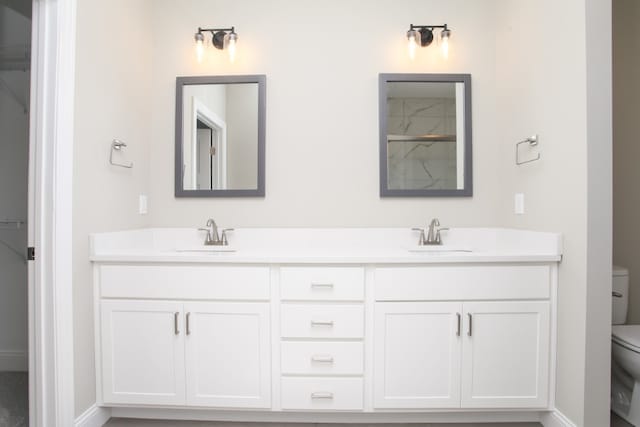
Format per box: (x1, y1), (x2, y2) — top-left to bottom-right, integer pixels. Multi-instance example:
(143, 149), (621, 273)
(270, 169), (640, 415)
(514, 193), (525, 215)
(139, 194), (148, 215)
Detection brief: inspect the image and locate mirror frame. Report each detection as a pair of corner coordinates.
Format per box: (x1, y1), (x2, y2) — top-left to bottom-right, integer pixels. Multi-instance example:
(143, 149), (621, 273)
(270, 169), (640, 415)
(175, 74), (266, 197)
(379, 73), (472, 197)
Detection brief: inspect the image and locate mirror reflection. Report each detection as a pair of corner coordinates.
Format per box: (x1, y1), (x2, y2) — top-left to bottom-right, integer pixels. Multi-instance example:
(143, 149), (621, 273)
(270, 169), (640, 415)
(175, 75), (265, 197)
(379, 74), (472, 197)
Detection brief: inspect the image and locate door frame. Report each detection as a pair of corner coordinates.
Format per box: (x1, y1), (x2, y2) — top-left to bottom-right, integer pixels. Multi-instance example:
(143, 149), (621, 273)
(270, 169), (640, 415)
(28, 0), (77, 425)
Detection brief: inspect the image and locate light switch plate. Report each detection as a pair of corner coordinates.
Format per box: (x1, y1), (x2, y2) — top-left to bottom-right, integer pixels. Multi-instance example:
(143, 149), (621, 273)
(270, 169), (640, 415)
(139, 194), (148, 215)
(515, 193), (525, 215)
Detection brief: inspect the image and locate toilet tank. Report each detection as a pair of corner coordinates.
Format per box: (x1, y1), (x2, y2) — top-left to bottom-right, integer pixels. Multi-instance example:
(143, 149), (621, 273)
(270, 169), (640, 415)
(613, 265), (629, 325)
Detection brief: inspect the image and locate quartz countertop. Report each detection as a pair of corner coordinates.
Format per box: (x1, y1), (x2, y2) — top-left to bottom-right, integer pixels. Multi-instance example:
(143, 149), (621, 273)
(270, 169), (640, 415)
(89, 227), (563, 264)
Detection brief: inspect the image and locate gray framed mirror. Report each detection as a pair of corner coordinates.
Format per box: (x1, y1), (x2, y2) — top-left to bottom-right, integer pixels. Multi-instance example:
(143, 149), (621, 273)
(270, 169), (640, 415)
(175, 75), (266, 197)
(379, 73), (472, 197)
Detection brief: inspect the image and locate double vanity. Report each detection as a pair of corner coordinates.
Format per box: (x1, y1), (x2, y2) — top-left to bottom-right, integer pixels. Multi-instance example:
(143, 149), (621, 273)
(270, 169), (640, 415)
(90, 226), (562, 423)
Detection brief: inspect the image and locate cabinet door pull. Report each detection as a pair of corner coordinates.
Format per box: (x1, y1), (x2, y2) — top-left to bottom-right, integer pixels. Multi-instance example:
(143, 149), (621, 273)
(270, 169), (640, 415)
(311, 282), (334, 289)
(311, 391), (334, 399)
(310, 320), (334, 327)
(174, 312), (180, 335)
(467, 313), (473, 337)
(311, 355), (334, 363)
(456, 313), (461, 337)
(186, 312), (191, 335)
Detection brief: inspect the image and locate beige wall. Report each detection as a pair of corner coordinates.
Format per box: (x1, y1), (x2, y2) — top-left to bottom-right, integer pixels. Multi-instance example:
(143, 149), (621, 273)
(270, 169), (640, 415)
(613, 0), (640, 323)
(147, 0), (504, 228)
(73, 0), (153, 416)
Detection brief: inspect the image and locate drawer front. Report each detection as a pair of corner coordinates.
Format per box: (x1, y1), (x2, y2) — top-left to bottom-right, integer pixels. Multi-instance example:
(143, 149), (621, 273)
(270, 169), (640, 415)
(375, 265), (550, 301)
(281, 304), (364, 339)
(281, 342), (364, 375)
(280, 267), (364, 301)
(100, 265), (270, 300)
(281, 377), (363, 411)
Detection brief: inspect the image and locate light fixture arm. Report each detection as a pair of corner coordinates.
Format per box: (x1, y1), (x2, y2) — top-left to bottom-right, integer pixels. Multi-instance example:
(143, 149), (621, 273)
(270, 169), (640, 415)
(409, 24), (448, 31)
(198, 26), (236, 34)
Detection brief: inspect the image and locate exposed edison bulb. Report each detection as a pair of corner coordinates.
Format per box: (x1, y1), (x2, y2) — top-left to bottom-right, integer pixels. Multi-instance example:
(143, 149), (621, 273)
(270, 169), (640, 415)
(194, 32), (205, 63)
(227, 32), (238, 63)
(441, 28), (451, 59)
(407, 29), (419, 60)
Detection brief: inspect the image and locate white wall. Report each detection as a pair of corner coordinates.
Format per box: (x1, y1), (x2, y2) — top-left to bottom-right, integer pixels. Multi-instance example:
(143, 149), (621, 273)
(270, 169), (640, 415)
(0, 4), (29, 372)
(148, 0), (503, 228)
(72, 0), (153, 416)
(226, 83), (258, 188)
(613, 0), (640, 323)
(495, 0), (611, 425)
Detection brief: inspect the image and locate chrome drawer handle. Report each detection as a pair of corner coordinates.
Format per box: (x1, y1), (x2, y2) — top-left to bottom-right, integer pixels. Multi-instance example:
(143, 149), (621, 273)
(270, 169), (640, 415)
(613, 291), (623, 298)
(186, 312), (191, 335)
(311, 391), (334, 399)
(456, 313), (461, 337)
(311, 355), (334, 363)
(467, 313), (473, 337)
(174, 312), (180, 335)
(310, 320), (334, 327)
(311, 283), (334, 289)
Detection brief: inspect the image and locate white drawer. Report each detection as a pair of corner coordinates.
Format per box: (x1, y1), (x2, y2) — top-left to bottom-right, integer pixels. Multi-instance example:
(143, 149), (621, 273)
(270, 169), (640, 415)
(281, 342), (364, 375)
(375, 265), (550, 301)
(281, 377), (363, 411)
(281, 304), (364, 339)
(99, 265), (270, 300)
(280, 267), (364, 301)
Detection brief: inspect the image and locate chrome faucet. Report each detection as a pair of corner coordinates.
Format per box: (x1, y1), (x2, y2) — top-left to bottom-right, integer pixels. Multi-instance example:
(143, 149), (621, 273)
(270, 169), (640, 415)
(418, 218), (448, 245)
(199, 219), (233, 246)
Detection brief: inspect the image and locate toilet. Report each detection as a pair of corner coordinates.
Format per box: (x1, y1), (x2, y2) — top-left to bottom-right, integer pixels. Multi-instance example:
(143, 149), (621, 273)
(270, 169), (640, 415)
(611, 265), (640, 425)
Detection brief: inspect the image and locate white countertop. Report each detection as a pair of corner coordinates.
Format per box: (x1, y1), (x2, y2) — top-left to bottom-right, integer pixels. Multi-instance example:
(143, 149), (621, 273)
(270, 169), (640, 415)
(89, 227), (563, 264)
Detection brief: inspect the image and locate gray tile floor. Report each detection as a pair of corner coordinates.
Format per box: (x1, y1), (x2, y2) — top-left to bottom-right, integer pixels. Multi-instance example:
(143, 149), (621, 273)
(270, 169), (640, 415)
(612, 411), (633, 427)
(0, 372), (28, 427)
(105, 419), (542, 427)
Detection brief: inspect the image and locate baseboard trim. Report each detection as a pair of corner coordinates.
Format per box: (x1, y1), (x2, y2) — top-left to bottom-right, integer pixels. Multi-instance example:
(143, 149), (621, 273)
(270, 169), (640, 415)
(111, 407), (541, 423)
(0, 350), (27, 371)
(75, 405), (111, 427)
(540, 409), (577, 427)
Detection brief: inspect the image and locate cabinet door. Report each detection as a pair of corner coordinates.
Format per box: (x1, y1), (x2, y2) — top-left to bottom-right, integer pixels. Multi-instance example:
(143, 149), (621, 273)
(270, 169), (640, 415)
(100, 300), (185, 405)
(374, 302), (462, 408)
(461, 301), (550, 408)
(184, 302), (271, 408)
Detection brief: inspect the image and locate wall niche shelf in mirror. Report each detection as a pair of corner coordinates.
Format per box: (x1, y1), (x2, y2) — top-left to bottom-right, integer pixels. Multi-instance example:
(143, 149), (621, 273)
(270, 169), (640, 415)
(175, 75), (266, 197)
(379, 73), (472, 197)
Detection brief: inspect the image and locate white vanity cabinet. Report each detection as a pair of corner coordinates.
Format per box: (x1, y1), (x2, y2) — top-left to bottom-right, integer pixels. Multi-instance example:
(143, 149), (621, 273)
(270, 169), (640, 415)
(90, 227), (562, 423)
(96, 265), (272, 409)
(373, 266), (552, 410)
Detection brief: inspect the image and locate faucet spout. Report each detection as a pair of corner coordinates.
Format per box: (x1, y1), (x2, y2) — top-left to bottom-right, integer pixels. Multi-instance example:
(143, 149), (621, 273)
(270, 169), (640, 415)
(205, 218), (221, 245)
(426, 218), (443, 245)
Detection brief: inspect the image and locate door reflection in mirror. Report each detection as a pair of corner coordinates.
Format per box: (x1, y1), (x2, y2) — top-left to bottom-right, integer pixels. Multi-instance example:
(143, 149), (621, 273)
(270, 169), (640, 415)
(175, 75), (265, 197)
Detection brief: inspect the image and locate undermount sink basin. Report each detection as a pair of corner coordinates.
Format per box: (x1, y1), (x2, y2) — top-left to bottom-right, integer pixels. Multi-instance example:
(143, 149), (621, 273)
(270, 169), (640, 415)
(173, 246), (236, 253)
(409, 245), (473, 253)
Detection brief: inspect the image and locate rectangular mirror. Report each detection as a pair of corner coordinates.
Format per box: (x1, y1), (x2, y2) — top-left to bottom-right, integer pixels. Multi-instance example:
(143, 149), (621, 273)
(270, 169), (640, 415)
(175, 75), (266, 197)
(379, 73), (472, 197)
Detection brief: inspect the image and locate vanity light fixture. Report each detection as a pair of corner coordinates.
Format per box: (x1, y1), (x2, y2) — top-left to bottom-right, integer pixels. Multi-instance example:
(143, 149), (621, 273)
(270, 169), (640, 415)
(406, 24), (451, 60)
(194, 26), (238, 63)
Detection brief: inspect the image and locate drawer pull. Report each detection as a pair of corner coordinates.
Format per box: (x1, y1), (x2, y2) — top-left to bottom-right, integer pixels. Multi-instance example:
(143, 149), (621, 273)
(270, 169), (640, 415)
(311, 282), (334, 289)
(311, 355), (334, 363)
(174, 312), (180, 335)
(468, 313), (473, 337)
(310, 320), (334, 327)
(456, 312), (461, 337)
(186, 312), (191, 335)
(311, 391), (334, 399)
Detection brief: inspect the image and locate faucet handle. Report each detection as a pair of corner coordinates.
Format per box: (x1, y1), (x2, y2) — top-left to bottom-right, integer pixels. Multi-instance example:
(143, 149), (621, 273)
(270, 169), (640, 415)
(412, 227), (426, 246)
(198, 228), (213, 244)
(221, 228), (234, 246)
